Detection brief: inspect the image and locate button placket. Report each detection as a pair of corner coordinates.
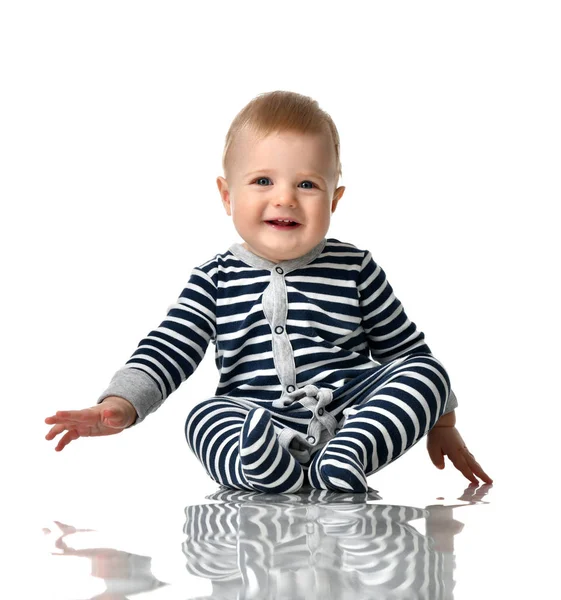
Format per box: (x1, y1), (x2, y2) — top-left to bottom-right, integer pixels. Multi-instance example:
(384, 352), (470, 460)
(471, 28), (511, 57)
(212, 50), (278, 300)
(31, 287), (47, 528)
(306, 416), (321, 444)
(263, 267), (297, 396)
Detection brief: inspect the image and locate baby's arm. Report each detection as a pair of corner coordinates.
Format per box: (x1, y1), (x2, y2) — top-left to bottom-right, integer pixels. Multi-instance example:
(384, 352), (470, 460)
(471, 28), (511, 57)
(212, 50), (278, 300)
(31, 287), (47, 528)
(45, 264), (217, 449)
(357, 250), (459, 416)
(355, 250), (488, 481)
(95, 265), (218, 426)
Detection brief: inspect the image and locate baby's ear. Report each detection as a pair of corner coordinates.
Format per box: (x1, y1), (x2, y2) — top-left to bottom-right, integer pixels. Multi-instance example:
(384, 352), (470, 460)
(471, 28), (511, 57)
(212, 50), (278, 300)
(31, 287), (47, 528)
(216, 176), (226, 196)
(216, 177), (231, 210)
(332, 186), (345, 212)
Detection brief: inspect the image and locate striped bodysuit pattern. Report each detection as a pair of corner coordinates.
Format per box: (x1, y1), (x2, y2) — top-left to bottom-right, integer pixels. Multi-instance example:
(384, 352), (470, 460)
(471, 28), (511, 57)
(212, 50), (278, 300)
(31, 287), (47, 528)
(97, 238), (458, 493)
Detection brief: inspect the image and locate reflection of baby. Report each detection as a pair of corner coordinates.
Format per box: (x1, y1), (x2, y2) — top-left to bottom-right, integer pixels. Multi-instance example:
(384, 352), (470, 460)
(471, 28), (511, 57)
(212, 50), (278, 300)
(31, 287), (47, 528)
(47, 521), (167, 598)
(45, 90), (492, 493)
(182, 487), (489, 600)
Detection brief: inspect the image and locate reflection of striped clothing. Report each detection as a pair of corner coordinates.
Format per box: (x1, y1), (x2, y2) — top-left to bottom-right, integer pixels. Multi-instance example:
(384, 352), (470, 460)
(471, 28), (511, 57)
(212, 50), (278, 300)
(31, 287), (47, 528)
(183, 489), (454, 599)
(97, 238), (457, 492)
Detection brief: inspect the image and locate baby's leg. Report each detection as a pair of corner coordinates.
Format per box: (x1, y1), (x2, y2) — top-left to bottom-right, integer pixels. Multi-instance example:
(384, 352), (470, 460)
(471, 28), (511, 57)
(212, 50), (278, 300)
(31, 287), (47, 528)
(308, 353), (451, 493)
(185, 398), (304, 493)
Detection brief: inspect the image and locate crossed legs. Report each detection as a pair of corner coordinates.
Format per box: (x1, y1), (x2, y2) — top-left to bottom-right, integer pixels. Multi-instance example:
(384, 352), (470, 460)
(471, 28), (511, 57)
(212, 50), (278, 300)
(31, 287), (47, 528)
(185, 353), (451, 493)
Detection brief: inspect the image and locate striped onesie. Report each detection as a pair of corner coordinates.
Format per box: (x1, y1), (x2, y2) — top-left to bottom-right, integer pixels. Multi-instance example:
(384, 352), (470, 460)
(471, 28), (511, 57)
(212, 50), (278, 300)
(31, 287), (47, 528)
(97, 238), (458, 493)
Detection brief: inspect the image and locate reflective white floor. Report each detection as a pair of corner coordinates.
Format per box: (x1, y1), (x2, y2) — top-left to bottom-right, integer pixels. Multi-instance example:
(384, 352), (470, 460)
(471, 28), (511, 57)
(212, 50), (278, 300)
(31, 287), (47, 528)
(10, 457), (557, 600)
(39, 485), (487, 599)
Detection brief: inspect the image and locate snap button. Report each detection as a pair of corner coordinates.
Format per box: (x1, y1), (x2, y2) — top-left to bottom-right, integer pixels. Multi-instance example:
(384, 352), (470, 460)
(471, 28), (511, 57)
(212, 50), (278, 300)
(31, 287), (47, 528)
(275, 325), (284, 334)
(318, 408), (324, 416)
(287, 385), (295, 393)
(306, 435), (316, 444)
(275, 266), (284, 274)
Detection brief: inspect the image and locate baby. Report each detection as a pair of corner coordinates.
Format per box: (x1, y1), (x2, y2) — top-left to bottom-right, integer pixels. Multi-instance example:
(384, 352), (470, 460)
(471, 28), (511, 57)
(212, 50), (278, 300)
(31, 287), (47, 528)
(45, 90), (492, 494)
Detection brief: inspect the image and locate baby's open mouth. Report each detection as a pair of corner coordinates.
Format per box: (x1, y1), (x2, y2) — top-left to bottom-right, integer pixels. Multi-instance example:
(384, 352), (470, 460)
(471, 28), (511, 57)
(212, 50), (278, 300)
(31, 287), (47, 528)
(265, 220), (300, 229)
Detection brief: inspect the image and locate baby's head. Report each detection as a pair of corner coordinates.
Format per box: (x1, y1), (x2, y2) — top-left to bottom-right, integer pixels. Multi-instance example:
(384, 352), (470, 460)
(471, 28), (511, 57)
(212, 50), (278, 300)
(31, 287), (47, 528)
(217, 90), (346, 263)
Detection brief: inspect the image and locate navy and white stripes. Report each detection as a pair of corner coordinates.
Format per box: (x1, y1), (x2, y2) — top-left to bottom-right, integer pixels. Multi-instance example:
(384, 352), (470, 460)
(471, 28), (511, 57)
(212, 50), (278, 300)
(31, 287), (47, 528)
(98, 238), (457, 424)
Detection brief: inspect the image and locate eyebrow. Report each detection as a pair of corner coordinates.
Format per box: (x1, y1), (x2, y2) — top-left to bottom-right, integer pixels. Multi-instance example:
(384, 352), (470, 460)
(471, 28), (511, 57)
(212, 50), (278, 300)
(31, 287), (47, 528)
(245, 169), (327, 183)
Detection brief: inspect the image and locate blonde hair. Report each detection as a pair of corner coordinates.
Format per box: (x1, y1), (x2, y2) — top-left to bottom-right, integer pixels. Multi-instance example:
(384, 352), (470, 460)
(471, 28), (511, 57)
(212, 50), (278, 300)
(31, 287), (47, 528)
(222, 90), (342, 185)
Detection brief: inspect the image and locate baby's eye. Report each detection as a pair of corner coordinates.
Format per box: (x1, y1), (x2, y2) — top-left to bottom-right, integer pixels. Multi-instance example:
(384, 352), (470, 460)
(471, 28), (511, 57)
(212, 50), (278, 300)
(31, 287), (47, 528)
(300, 180), (317, 189)
(252, 177), (317, 189)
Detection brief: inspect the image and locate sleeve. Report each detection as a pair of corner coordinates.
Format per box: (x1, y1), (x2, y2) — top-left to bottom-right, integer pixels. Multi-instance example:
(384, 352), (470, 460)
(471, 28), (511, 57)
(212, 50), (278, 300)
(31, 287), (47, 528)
(357, 251), (458, 414)
(96, 265), (217, 425)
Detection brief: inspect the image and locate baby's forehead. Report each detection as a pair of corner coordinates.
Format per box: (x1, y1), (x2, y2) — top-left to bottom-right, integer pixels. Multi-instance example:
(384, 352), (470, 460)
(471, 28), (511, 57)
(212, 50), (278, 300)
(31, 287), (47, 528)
(228, 127), (337, 182)
(239, 129), (333, 162)
(244, 128), (325, 144)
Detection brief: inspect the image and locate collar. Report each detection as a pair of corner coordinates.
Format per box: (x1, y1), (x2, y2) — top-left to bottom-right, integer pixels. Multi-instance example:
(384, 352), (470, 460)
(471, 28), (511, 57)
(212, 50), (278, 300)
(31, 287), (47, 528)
(228, 238), (327, 273)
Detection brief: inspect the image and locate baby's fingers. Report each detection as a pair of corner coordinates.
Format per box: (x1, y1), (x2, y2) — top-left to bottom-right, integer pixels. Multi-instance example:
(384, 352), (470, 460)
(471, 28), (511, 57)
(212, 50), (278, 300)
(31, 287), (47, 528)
(45, 423), (79, 451)
(450, 453), (479, 485)
(46, 409), (96, 424)
(466, 453), (493, 484)
(45, 423), (66, 441)
(45, 424), (80, 452)
(54, 429), (80, 451)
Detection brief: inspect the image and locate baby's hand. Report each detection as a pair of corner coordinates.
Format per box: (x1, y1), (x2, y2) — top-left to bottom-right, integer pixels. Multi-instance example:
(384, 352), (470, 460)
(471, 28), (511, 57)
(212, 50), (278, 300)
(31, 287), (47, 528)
(44, 396), (137, 452)
(426, 425), (493, 484)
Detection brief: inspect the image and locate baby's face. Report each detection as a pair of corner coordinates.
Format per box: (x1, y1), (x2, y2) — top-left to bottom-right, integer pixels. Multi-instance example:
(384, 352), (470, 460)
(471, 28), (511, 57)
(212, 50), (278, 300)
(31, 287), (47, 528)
(217, 129), (345, 263)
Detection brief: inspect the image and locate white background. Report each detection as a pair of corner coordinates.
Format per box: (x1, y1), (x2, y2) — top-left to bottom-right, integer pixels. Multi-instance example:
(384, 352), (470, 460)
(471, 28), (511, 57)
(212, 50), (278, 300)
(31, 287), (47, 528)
(1, 1), (560, 598)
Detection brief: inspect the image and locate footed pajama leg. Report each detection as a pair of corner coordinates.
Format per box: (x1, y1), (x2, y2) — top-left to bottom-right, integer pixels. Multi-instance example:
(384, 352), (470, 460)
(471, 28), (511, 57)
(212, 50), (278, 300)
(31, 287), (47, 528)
(308, 353), (451, 492)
